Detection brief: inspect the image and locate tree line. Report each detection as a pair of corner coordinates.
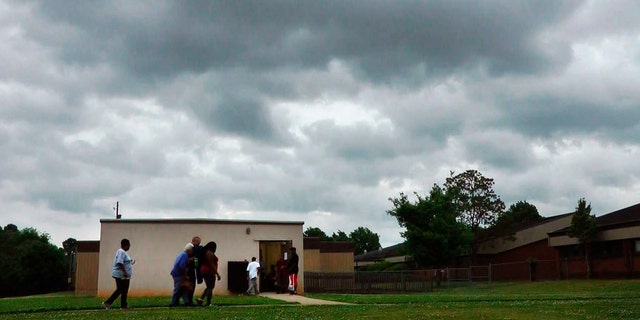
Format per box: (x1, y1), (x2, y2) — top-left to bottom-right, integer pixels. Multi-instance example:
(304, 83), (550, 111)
(0, 224), (72, 298)
(303, 226), (381, 256)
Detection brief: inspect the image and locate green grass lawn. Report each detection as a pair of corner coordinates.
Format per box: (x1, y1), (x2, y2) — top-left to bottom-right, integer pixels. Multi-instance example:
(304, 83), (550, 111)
(1, 280), (640, 319)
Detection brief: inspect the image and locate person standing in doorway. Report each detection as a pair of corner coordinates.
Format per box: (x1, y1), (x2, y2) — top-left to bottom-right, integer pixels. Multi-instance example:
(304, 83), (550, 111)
(287, 247), (299, 295)
(276, 256), (288, 294)
(102, 239), (133, 309)
(246, 257), (260, 295)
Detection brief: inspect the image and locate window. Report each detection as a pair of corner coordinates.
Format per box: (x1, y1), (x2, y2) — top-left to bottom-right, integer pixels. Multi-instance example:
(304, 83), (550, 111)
(591, 241), (623, 259)
(560, 245), (582, 258)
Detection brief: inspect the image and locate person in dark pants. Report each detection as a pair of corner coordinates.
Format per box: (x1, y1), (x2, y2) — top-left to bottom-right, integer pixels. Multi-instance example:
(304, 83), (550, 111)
(197, 241), (221, 306)
(170, 243), (194, 307)
(287, 247), (299, 294)
(188, 236), (202, 304)
(102, 239), (133, 309)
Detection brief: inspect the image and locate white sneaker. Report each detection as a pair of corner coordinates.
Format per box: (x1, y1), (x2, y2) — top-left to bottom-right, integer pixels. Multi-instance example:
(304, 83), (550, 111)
(102, 302), (111, 310)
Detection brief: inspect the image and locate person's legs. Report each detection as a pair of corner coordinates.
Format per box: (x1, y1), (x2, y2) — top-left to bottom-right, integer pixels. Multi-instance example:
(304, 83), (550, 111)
(187, 277), (196, 305)
(119, 278), (130, 308)
(181, 285), (192, 305)
(251, 277), (259, 294)
(170, 276), (182, 306)
(104, 278), (121, 307)
(198, 274), (213, 305)
(246, 277), (258, 295)
(206, 278), (216, 305)
(246, 277), (253, 295)
(292, 273), (298, 294)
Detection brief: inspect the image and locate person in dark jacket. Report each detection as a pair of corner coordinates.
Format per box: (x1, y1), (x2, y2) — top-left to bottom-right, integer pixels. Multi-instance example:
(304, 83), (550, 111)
(286, 247), (299, 294)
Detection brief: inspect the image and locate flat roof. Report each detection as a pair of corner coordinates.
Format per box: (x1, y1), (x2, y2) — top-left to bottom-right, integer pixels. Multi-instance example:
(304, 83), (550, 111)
(100, 218), (304, 226)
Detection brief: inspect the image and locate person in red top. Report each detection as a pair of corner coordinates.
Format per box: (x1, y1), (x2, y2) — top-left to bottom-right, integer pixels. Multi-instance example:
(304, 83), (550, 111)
(197, 241), (221, 306)
(275, 257), (288, 294)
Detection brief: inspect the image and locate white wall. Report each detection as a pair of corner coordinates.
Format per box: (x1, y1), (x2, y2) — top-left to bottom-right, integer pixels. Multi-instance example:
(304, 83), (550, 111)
(98, 219), (304, 297)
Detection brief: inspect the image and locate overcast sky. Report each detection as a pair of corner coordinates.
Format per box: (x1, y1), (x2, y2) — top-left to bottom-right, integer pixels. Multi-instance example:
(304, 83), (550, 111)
(2, 0), (640, 248)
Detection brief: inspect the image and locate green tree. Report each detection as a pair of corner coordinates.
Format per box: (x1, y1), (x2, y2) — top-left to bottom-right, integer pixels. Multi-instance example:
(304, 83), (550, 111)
(444, 170), (505, 263)
(62, 238), (78, 289)
(567, 198), (598, 278)
(349, 227), (381, 255)
(62, 238), (78, 256)
(490, 200), (542, 240)
(330, 230), (350, 241)
(387, 185), (472, 268)
(0, 225), (68, 297)
(303, 227), (331, 241)
(444, 170), (506, 231)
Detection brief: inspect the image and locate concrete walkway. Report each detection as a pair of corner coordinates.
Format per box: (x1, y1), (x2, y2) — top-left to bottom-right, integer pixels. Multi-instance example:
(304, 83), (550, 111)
(260, 292), (351, 305)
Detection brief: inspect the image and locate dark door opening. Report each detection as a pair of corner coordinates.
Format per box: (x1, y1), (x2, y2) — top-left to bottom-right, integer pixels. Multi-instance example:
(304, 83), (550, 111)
(259, 241), (291, 292)
(227, 260), (249, 294)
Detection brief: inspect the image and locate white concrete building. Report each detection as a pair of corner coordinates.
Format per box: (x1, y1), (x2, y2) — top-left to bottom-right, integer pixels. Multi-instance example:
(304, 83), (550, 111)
(97, 218), (304, 297)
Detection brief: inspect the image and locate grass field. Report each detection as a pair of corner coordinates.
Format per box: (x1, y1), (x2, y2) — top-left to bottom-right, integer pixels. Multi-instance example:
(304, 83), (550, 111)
(1, 280), (639, 319)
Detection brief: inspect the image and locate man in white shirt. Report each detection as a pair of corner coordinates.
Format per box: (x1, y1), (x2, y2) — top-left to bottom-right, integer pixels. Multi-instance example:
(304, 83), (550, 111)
(246, 257), (260, 295)
(102, 238), (133, 309)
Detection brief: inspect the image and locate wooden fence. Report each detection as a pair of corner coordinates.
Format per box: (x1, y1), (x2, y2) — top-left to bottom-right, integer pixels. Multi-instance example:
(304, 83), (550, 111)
(305, 261), (561, 293)
(304, 270), (436, 293)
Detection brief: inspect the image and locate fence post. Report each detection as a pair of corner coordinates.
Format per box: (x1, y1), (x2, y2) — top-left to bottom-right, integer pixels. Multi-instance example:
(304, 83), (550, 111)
(468, 267), (471, 284)
(488, 263), (492, 285)
(446, 267), (450, 288)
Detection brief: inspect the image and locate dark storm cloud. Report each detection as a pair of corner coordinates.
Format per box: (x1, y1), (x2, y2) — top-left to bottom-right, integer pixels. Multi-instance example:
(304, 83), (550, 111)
(20, 0), (583, 143)
(193, 95), (276, 140)
(30, 0), (580, 82)
(497, 96), (640, 140)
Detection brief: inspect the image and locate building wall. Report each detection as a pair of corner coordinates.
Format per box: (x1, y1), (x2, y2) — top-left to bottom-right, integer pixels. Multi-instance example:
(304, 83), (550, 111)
(477, 239), (558, 265)
(304, 249), (321, 272)
(558, 239), (640, 279)
(75, 252), (99, 296)
(477, 214), (573, 255)
(320, 252), (354, 272)
(98, 219), (303, 297)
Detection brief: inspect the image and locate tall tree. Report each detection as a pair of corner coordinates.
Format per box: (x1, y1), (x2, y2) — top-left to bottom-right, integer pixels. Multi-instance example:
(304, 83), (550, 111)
(444, 170), (505, 263)
(444, 170), (506, 232)
(387, 185), (472, 268)
(567, 198), (598, 278)
(349, 227), (381, 255)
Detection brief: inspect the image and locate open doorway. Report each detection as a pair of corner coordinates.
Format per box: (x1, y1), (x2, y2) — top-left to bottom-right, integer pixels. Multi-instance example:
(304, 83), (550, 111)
(259, 240), (291, 293)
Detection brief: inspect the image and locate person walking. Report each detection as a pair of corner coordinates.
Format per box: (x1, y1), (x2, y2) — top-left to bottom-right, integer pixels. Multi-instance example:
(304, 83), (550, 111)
(188, 236), (203, 304)
(170, 243), (195, 307)
(197, 241), (221, 306)
(102, 239), (133, 309)
(246, 257), (260, 295)
(287, 247), (299, 295)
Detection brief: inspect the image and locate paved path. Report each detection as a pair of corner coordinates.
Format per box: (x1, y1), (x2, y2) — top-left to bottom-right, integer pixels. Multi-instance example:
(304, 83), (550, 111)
(260, 292), (351, 305)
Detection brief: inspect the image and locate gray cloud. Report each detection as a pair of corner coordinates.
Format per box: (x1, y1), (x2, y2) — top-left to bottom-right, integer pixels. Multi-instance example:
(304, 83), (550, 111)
(1, 0), (640, 248)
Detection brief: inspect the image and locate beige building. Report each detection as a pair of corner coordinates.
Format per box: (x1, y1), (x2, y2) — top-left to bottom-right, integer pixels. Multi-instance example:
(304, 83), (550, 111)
(96, 218), (304, 297)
